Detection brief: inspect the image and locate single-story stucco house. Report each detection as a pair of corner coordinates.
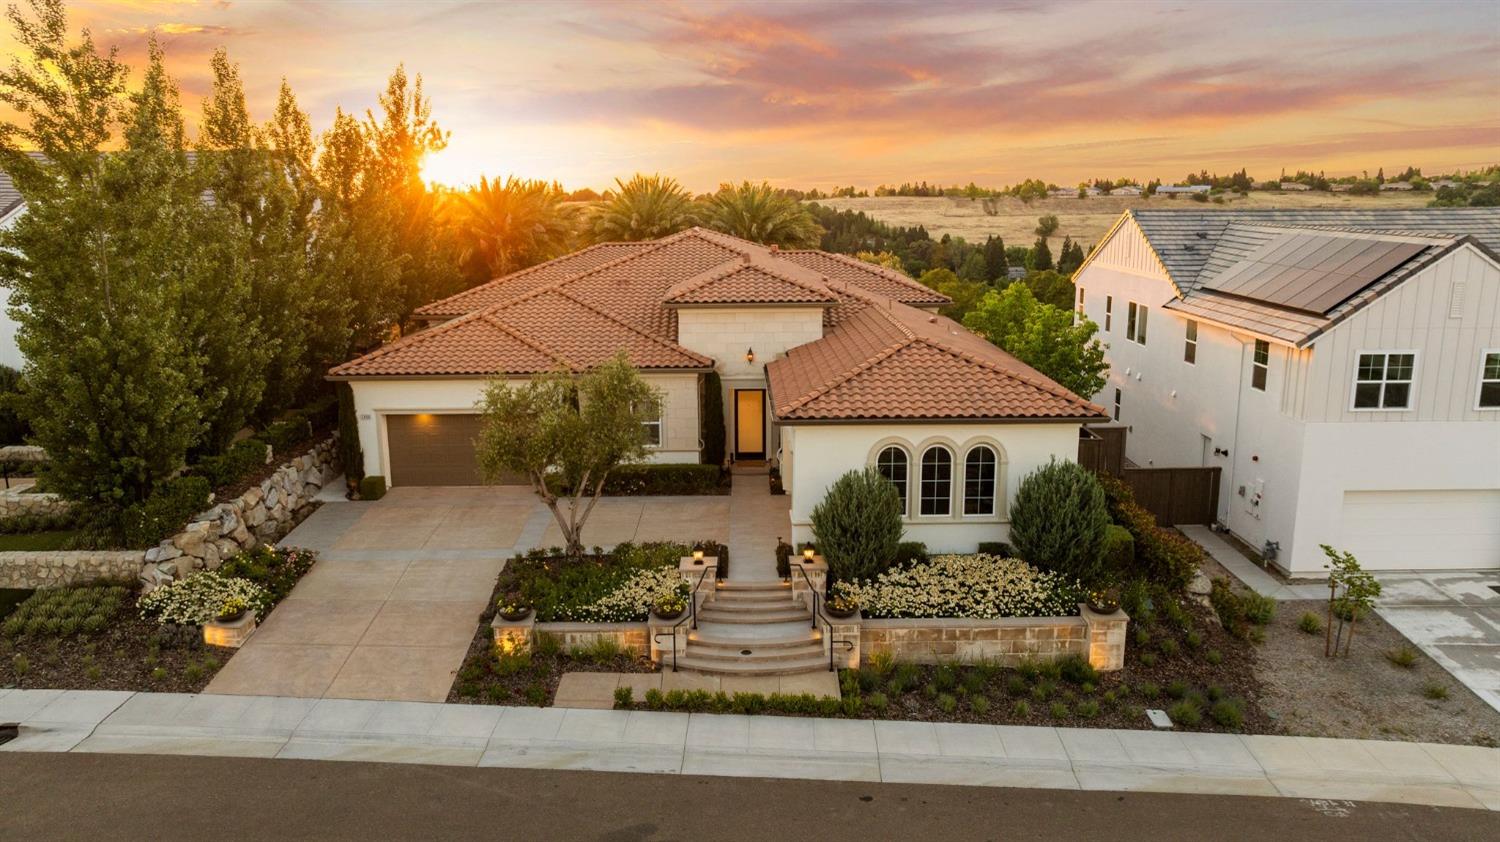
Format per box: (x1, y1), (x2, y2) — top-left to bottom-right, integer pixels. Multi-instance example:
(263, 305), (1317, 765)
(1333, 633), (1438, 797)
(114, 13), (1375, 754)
(329, 227), (1106, 551)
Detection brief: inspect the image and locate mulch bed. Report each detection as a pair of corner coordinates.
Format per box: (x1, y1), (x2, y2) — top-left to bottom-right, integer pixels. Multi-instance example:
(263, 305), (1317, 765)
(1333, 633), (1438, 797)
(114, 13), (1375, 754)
(446, 576), (654, 707)
(0, 604), (232, 693)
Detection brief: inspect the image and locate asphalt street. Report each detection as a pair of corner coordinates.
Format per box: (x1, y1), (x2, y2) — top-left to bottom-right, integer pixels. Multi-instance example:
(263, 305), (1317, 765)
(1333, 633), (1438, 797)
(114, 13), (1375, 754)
(2, 752), (1496, 841)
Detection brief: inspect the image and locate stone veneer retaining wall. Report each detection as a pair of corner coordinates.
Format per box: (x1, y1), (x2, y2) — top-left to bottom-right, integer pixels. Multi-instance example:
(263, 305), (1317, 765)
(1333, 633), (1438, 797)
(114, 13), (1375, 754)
(491, 616), (653, 659)
(0, 436), (339, 591)
(0, 485), (74, 519)
(853, 606), (1129, 671)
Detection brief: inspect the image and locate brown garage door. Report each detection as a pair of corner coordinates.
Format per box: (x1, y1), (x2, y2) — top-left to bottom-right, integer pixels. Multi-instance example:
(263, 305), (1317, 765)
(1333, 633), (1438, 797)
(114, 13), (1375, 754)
(386, 413), (525, 486)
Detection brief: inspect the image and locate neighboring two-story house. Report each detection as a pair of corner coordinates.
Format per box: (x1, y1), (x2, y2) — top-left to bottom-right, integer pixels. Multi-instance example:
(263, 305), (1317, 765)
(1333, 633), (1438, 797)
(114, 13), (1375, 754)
(331, 227), (1106, 551)
(1074, 208), (1500, 575)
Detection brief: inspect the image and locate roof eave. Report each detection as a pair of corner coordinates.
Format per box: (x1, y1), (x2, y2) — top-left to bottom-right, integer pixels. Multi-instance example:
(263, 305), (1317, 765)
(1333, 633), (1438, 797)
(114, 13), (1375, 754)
(772, 413), (1108, 426)
(327, 364), (714, 382)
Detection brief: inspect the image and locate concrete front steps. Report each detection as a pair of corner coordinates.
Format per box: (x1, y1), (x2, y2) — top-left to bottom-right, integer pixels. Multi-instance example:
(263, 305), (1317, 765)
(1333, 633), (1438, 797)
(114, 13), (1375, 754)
(675, 580), (831, 676)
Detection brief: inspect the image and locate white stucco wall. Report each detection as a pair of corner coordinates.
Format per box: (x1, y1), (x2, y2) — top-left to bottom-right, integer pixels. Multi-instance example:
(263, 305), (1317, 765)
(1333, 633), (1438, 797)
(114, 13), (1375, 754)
(675, 306), (825, 381)
(348, 372), (702, 482)
(784, 421), (1082, 553)
(1077, 221), (1500, 575)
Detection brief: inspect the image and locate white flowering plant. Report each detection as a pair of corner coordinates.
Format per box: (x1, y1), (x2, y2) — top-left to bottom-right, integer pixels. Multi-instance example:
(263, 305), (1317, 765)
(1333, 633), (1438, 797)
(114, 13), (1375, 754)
(138, 572), (269, 626)
(562, 566), (690, 622)
(833, 554), (1084, 619)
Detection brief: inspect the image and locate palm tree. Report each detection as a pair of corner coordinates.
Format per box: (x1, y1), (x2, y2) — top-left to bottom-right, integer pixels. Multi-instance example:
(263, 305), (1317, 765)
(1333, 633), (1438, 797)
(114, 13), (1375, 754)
(591, 173), (697, 242)
(699, 181), (824, 248)
(446, 175), (575, 279)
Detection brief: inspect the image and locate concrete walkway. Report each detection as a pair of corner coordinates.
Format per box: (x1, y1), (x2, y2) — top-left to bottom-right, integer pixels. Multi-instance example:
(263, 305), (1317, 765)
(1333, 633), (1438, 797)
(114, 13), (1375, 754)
(1375, 570), (1500, 714)
(1180, 525), (1327, 600)
(2, 689), (1495, 810)
(726, 472), (791, 581)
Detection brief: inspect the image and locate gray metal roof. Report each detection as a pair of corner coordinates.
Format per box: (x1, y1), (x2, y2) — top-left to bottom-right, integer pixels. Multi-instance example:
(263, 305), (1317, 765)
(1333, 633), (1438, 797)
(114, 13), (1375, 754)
(1126, 208), (1500, 347)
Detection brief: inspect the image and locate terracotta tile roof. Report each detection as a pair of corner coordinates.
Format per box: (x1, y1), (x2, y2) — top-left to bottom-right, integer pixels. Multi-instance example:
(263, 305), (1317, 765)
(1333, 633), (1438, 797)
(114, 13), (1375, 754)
(331, 227), (957, 380)
(665, 257), (839, 305)
(414, 241), (651, 317)
(767, 294), (1107, 422)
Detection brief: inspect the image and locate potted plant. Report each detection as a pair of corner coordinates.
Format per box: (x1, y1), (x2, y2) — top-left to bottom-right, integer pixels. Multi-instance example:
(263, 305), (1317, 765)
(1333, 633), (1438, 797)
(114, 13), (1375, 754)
(216, 597), (249, 624)
(652, 592), (687, 621)
(496, 594), (532, 622)
(1086, 582), (1122, 614)
(825, 593), (859, 619)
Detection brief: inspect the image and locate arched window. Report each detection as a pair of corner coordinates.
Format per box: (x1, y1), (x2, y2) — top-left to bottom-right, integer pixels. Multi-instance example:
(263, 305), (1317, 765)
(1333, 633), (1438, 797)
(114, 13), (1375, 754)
(875, 445), (909, 515)
(919, 446), (953, 516)
(963, 446), (997, 516)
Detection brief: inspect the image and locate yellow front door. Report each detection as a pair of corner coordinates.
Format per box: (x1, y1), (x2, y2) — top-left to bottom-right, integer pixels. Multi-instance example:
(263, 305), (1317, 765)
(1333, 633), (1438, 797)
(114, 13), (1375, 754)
(735, 390), (765, 457)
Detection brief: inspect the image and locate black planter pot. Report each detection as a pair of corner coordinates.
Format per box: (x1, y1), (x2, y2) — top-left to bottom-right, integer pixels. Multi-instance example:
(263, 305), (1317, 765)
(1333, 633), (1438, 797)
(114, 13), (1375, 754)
(652, 607), (685, 621)
(216, 609), (247, 624)
(825, 605), (859, 620)
(498, 608), (533, 622)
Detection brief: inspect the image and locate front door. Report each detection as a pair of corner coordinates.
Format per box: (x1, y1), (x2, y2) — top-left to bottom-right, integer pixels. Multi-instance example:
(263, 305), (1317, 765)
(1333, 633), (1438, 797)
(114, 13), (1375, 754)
(734, 389), (765, 459)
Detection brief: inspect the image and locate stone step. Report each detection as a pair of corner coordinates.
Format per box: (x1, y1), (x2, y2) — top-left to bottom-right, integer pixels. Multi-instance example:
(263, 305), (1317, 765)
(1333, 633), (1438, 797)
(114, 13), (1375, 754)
(683, 643), (827, 663)
(701, 598), (805, 614)
(688, 630), (822, 650)
(696, 607), (813, 625)
(674, 655), (831, 676)
(716, 580), (791, 592)
(709, 590), (795, 604)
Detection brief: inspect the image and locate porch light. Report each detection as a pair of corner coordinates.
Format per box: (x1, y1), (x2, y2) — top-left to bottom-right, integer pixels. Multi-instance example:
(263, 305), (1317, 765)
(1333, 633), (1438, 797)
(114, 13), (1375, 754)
(692, 548), (705, 564)
(802, 547), (815, 561)
(745, 347), (755, 364)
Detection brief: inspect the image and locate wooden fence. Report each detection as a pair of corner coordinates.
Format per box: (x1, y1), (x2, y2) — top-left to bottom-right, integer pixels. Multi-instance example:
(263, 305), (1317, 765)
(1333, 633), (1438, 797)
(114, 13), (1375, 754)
(1078, 426), (1220, 525)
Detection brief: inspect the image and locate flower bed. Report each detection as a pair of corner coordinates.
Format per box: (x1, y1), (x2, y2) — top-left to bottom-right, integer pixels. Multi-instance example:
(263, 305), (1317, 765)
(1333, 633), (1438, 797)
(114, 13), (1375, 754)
(498, 541), (699, 622)
(139, 545), (315, 624)
(834, 554), (1084, 619)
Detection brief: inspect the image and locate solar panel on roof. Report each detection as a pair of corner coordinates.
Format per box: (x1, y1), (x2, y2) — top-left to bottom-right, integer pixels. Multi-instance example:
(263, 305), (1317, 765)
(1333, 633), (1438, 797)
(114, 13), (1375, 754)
(1201, 232), (1427, 314)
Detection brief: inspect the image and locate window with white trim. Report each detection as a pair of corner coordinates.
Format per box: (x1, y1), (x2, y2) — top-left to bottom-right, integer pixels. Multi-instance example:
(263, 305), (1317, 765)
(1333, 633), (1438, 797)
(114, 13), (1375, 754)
(1183, 319), (1198, 364)
(1112, 388), (1121, 421)
(1353, 351), (1414, 410)
(962, 446), (997, 516)
(919, 446), (953, 517)
(1104, 295), (1112, 332)
(1251, 340), (1269, 391)
(1479, 350), (1500, 409)
(875, 445), (910, 514)
(1126, 301), (1147, 344)
(639, 402), (663, 446)
(1076, 287), (1085, 321)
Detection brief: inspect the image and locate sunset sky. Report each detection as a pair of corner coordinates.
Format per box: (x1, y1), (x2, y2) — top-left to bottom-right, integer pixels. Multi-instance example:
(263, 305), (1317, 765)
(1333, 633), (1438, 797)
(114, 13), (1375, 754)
(12, 0), (1500, 191)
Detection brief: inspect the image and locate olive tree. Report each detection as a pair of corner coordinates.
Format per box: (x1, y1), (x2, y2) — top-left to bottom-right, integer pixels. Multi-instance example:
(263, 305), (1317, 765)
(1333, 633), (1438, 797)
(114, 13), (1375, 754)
(475, 354), (659, 558)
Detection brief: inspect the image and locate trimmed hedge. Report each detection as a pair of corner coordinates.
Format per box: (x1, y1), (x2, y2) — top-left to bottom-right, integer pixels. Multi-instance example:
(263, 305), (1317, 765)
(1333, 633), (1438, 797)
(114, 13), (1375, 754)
(359, 475), (387, 501)
(190, 438), (268, 490)
(121, 476), (212, 549)
(977, 541), (1013, 557)
(1100, 524), (1134, 579)
(601, 463), (725, 495)
(893, 541), (928, 567)
(1099, 475), (1202, 592)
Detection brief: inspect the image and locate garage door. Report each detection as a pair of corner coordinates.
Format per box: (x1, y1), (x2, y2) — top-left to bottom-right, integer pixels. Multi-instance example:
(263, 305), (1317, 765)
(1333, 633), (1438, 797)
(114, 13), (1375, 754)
(386, 413), (525, 486)
(1340, 490), (1500, 570)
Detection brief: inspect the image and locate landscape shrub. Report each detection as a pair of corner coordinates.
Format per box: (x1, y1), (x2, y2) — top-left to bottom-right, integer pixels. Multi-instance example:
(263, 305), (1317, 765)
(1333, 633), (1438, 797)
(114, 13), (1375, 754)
(834, 554), (1083, 619)
(337, 383), (364, 485)
(120, 476), (213, 549)
(190, 438), (268, 490)
(1098, 475), (1201, 591)
(263, 417), (311, 455)
(358, 475), (386, 500)
(137, 571), (269, 626)
(1009, 459), (1109, 586)
(0, 365), (30, 446)
(217, 545), (317, 611)
(700, 371), (725, 468)
(976, 541), (1012, 557)
(810, 467), (904, 584)
(893, 541), (928, 567)
(1, 584), (127, 638)
(0, 511), (81, 534)
(601, 463), (724, 495)
(1099, 524), (1134, 578)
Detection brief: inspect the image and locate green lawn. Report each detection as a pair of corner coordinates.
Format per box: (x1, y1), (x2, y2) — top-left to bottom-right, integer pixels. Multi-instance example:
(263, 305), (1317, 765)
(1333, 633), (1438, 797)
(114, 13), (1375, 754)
(0, 530), (81, 552)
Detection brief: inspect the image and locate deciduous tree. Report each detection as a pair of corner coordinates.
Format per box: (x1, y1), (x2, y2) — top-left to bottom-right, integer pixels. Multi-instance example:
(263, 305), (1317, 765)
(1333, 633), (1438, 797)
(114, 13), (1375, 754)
(963, 283), (1109, 398)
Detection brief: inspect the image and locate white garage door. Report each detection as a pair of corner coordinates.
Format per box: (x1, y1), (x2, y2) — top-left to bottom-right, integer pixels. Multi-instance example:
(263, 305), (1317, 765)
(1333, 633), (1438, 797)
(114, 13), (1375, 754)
(1340, 490), (1500, 570)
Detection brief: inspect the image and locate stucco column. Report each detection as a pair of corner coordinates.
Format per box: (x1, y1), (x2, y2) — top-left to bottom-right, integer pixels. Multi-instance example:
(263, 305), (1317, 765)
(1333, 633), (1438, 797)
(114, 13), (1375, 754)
(490, 613), (535, 655)
(826, 612), (861, 669)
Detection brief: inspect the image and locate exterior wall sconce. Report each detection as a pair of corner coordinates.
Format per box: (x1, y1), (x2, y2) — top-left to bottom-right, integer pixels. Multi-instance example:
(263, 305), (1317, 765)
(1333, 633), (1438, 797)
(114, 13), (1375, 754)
(745, 348), (755, 364)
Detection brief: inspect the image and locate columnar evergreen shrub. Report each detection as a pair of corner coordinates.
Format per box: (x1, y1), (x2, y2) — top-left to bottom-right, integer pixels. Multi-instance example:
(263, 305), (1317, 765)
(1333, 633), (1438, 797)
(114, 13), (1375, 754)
(337, 383), (364, 484)
(810, 467), (904, 583)
(1009, 459), (1109, 585)
(701, 371), (725, 468)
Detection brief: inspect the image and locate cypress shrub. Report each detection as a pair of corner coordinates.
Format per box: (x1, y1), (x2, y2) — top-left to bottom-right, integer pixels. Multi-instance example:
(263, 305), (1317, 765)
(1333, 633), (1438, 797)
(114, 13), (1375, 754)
(701, 371), (725, 468)
(810, 467), (904, 583)
(1009, 459), (1109, 585)
(337, 383), (364, 484)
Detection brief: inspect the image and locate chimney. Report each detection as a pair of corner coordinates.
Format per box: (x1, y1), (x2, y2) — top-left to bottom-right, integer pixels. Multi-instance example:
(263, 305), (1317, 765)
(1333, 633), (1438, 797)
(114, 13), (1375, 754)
(769, 244), (779, 256)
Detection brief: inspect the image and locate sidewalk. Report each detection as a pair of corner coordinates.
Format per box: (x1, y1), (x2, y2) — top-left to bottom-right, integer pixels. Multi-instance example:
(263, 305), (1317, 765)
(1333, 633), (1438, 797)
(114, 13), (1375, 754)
(2, 688), (1495, 810)
(1180, 526), (1326, 600)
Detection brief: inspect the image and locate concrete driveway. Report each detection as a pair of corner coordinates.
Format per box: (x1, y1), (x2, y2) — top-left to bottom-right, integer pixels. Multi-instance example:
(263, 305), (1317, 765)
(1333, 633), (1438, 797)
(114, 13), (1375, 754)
(1376, 571), (1500, 714)
(205, 486), (737, 702)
